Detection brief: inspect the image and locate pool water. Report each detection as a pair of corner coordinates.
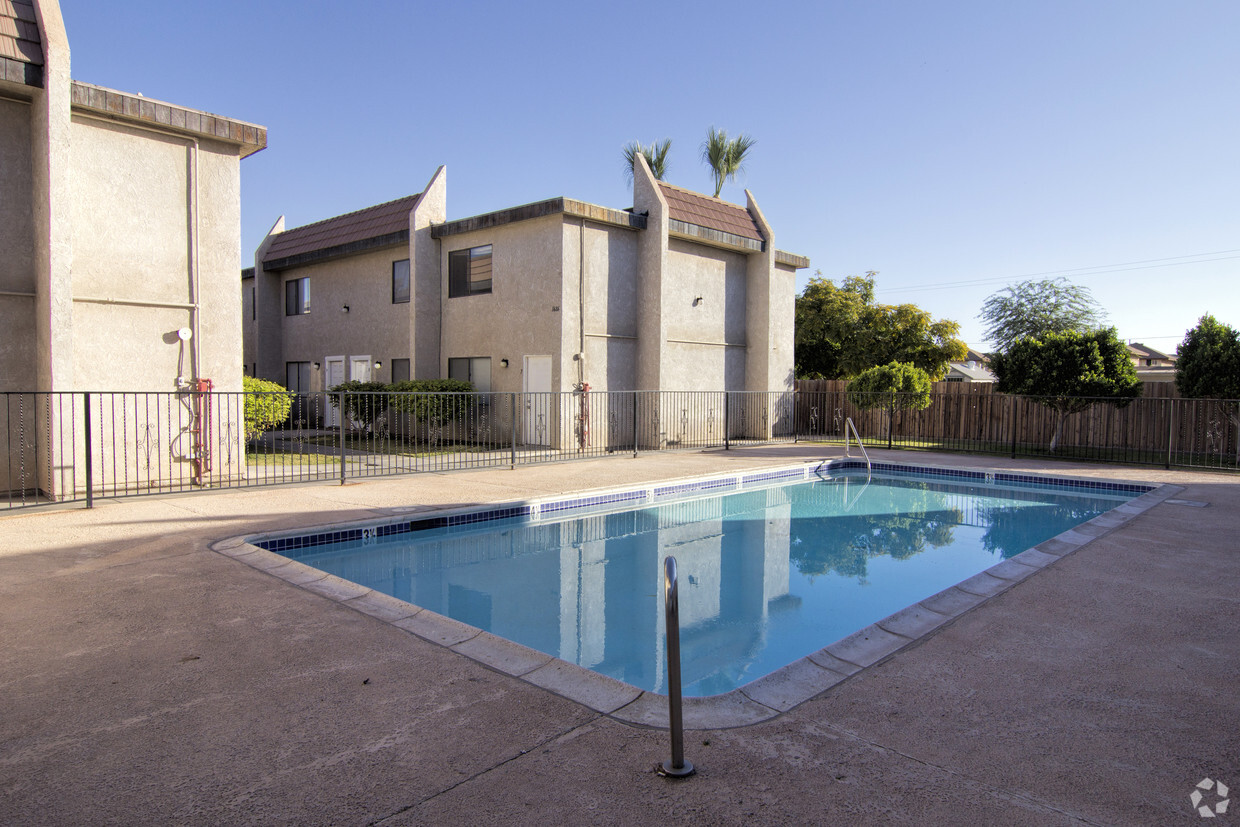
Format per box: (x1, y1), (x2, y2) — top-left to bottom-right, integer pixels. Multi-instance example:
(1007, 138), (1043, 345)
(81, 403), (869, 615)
(281, 472), (1134, 696)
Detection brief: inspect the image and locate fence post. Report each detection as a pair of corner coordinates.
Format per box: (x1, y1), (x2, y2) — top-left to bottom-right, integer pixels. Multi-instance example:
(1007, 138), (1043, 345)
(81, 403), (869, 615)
(338, 391), (346, 484)
(510, 392), (517, 469)
(887, 392), (894, 450)
(1166, 398), (1174, 470)
(632, 391), (639, 458)
(84, 392), (93, 509)
(793, 389), (799, 443)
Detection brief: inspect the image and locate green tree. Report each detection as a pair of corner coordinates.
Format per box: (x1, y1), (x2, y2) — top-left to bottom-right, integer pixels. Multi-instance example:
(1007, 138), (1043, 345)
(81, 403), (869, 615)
(700, 126), (755, 198)
(795, 272), (967, 380)
(327, 380), (392, 433)
(846, 361), (933, 449)
(990, 328), (1141, 452)
(622, 138), (672, 185)
(1175, 314), (1240, 461)
(979, 277), (1107, 354)
(241, 375), (294, 441)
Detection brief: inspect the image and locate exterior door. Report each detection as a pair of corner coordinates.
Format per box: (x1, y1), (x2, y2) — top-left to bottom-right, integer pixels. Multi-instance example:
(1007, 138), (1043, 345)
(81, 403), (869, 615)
(323, 357), (345, 426)
(523, 355), (553, 446)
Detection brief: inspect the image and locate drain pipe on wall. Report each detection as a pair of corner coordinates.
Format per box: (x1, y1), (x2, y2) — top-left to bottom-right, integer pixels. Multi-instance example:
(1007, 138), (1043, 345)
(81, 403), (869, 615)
(577, 217), (586, 388)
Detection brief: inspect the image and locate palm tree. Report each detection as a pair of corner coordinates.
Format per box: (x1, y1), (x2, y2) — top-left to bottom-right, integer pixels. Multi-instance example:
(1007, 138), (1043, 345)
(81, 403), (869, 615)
(700, 126), (756, 198)
(622, 139), (672, 185)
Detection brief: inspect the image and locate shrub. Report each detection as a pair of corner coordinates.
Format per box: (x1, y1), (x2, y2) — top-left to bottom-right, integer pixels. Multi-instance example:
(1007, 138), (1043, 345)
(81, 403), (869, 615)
(242, 375), (294, 440)
(327, 380), (393, 431)
(389, 379), (475, 428)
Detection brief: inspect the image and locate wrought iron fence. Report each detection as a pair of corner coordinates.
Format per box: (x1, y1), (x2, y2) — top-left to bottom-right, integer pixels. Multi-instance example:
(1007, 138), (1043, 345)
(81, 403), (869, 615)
(3, 388), (1235, 509)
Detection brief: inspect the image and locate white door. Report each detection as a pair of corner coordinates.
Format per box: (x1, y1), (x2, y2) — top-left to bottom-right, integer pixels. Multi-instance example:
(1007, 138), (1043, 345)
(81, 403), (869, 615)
(350, 356), (372, 382)
(324, 357), (345, 426)
(523, 355), (553, 446)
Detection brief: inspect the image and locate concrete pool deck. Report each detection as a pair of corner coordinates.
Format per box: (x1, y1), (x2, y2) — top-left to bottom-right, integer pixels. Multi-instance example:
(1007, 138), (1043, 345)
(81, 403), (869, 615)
(2, 446), (1238, 824)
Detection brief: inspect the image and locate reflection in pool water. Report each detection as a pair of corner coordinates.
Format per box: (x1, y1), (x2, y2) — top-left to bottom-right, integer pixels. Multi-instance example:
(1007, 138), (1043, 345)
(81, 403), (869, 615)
(288, 473), (1130, 696)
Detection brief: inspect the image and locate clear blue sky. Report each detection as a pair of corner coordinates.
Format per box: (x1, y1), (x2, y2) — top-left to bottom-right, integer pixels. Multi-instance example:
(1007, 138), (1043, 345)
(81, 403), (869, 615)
(59, 0), (1239, 352)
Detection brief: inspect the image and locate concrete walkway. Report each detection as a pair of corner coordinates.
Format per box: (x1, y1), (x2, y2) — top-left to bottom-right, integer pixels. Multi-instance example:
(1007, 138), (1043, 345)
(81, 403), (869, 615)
(2, 446), (1237, 825)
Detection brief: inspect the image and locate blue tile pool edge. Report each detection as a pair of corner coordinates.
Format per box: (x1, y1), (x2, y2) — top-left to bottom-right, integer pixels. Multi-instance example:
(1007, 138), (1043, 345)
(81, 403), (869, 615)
(211, 463), (1182, 730)
(246, 459), (1158, 555)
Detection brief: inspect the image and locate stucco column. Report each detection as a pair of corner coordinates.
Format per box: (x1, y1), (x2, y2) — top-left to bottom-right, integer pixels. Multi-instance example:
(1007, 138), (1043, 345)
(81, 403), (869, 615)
(744, 190), (793, 437)
(410, 165), (446, 379)
(31, 0), (72, 394)
(252, 216), (285, 383)
(632, 155), (670, 447)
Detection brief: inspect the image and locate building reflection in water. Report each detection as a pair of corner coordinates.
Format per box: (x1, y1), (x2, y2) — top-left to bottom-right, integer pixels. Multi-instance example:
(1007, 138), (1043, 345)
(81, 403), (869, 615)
(297, 475), (1124, 695)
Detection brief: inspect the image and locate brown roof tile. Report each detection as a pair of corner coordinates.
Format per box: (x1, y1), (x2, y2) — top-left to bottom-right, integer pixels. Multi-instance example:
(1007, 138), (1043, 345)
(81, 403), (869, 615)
(263, 194), (421, 264)
(657, 182), (763, 242)
(0, 0), (40, 70)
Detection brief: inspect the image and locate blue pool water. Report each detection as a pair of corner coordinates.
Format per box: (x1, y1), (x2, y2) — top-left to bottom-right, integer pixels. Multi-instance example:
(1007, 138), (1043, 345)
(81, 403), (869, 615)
(272, 470), (1136, 696)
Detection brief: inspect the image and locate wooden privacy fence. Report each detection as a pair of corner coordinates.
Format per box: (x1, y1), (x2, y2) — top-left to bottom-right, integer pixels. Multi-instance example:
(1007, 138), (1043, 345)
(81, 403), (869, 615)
(795, 380), (1239, 469)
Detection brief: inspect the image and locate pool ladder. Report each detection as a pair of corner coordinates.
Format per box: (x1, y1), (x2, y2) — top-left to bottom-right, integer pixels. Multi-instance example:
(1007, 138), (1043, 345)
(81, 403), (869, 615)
(844, 417), (872, 476)
(658, 556), (694, 778)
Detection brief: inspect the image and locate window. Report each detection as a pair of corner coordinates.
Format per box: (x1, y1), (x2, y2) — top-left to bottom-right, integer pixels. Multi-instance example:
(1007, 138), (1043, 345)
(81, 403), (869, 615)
(448, 357), (492, 392)
(392, 259), (410, 304)
(250, 286), (256, 320)
(448, 244), (492, 297)
(285, 362), (311, 394)
(391, 358), (410, 384)
(285, 277), (310, 315)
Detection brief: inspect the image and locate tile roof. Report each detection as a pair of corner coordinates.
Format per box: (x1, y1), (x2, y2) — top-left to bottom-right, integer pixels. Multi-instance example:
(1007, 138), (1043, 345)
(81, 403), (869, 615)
(263, 194), (420, 266)
(0, 0), (42, 87)
(657, 181), (763, 242)
(1127, 342), (1170, 360)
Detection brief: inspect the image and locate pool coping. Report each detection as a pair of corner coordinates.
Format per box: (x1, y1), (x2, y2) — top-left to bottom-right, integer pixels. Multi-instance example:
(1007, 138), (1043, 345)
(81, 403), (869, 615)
(210, 458), (1183, 730)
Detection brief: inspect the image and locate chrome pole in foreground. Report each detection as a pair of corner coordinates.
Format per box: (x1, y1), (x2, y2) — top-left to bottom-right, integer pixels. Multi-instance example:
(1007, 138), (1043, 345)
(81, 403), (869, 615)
(659, 555), (695, 778)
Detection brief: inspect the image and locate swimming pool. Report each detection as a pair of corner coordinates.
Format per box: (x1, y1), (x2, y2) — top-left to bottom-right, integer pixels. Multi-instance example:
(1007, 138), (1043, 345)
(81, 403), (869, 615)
(248, 461), (1152, 698)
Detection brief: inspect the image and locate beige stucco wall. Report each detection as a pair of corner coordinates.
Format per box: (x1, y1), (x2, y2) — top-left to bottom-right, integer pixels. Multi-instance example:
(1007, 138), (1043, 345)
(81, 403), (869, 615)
(662, 238), (747, 392)
(0, 97), (37, 391)
(276, 245), (413, 390)
(565, 218), (639, 392)
(66, 115), (243, 392)
(439, 214), (564, 394)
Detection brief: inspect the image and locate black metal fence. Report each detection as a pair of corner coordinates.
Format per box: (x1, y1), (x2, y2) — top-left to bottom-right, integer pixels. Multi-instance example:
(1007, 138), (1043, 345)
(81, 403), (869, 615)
(3, 388), (1236, 509)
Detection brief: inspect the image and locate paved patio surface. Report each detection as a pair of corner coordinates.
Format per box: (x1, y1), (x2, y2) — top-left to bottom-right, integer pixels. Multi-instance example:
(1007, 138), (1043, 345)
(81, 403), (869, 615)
(2, 446), (1237, 825)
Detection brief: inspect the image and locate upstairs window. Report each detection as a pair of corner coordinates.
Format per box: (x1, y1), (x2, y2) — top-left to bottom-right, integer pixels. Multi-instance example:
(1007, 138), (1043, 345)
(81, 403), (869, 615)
(448, 244), (492, 297)
(392, 259), (410, 304)
(285, 277), (310, 315)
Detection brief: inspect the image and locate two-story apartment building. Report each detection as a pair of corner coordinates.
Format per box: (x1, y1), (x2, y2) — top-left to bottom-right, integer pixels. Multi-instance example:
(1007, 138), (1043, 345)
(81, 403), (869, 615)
(244, 158), (809, 438)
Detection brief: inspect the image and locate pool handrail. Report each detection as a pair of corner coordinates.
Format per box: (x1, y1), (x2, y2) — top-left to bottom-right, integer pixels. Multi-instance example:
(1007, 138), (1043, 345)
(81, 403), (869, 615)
(658, 556), (694, 779)
(844, 417), (872, 476)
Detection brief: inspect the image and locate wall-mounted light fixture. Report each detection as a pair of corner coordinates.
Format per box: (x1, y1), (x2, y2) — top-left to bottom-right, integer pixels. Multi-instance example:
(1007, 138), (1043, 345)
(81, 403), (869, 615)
(500, 358), (509, 368)
(341, 305), (350, 313)
(692, 296), (704, 306)
(374, 361), (382, 370)
(313, 362), (321, 370)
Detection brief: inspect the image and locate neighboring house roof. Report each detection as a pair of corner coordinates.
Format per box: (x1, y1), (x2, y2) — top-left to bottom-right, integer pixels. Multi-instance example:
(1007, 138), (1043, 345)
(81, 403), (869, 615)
(0, 0), (42, 87)
(657, 182), (764, 242)
(965, 347), (990, 364)
(263, 194), (420, 271)
(1128, 342), (1172, 362)
(946, 362), (996, 382)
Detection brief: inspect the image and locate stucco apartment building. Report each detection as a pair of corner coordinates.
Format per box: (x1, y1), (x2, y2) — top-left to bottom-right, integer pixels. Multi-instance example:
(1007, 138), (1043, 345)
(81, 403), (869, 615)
(1, 0), (264, 497)
(245, 159), (809, 425)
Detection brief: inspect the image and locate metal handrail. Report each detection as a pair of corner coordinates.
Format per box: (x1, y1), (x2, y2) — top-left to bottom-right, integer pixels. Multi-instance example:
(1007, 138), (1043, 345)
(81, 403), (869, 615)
(844, 417), (872, 476)
(658, 556), (694, 778)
